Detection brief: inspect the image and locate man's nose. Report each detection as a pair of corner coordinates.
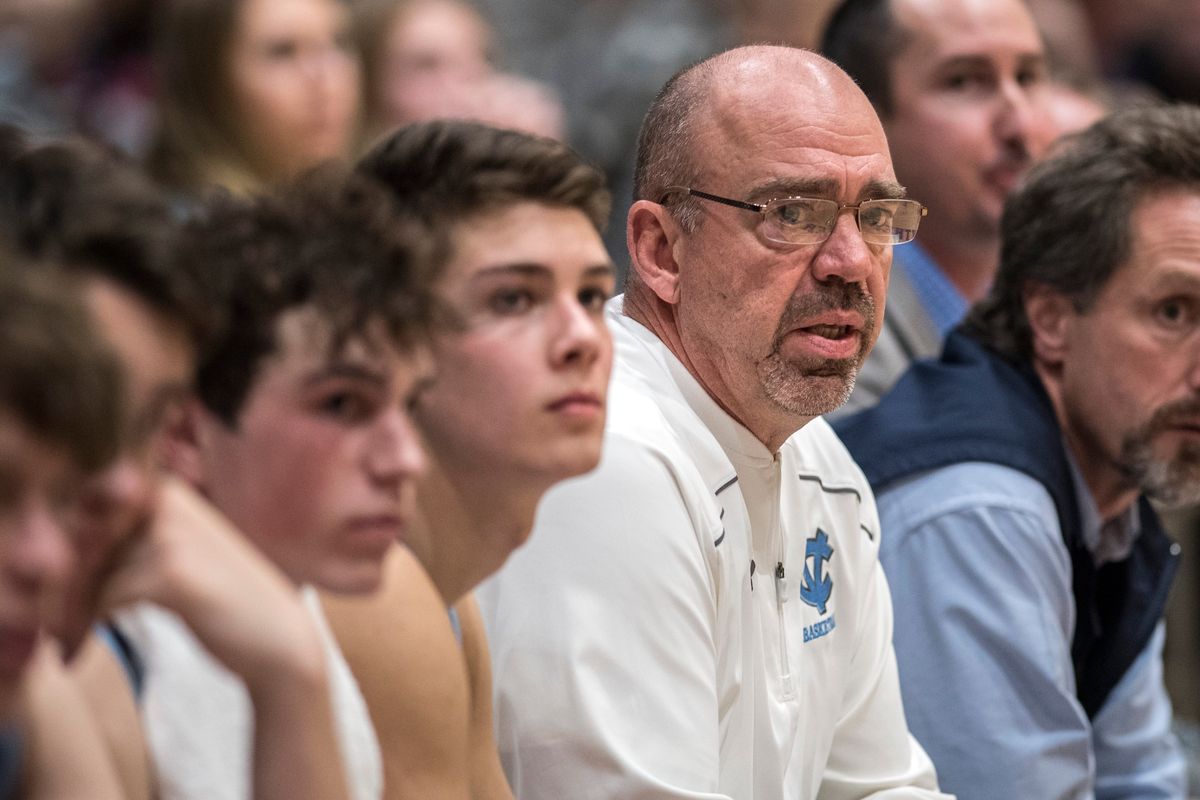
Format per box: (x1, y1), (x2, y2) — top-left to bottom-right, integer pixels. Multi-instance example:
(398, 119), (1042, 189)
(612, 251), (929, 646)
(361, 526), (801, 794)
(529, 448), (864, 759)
(810, 210), (878, 287)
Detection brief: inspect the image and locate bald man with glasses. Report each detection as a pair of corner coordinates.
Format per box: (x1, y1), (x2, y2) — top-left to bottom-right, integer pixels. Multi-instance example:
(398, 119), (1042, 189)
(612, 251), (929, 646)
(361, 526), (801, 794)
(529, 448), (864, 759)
(478, 45), (950, 800)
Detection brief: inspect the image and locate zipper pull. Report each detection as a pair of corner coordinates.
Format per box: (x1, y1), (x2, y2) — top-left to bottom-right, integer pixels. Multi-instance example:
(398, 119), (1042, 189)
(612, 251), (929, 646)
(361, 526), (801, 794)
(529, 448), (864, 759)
(750, 559), (756, 591)
(775, 561), (788, 603)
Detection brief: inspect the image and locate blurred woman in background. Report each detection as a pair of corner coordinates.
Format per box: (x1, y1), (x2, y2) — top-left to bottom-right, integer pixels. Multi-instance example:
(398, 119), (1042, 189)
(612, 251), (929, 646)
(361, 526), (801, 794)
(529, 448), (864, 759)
(149, 0), (361, 195)
(355, 0), (563, 143)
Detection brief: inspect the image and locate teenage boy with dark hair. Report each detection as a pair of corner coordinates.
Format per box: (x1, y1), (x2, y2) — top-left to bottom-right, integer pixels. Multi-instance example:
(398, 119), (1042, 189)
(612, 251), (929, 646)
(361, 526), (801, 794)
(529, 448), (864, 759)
(73, 169), (443, 800)
(337, 120), (616, 800)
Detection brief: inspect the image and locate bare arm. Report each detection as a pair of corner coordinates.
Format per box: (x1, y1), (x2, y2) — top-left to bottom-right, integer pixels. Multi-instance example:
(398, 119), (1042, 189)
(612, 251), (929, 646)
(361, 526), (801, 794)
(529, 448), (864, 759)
(322, 546), (471, 800)
(454, 595), (513, 800)
(68, 635), (151, 800)
(21, 640), (124, 800)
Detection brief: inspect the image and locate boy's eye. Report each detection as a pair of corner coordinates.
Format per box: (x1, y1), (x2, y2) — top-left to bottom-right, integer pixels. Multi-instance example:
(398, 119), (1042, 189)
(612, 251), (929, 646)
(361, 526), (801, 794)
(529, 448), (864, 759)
(320, 391), (372, 422)
(578, 286), (611, 313)
(489, 289), (534, 315)
(264, 39), (300, 60)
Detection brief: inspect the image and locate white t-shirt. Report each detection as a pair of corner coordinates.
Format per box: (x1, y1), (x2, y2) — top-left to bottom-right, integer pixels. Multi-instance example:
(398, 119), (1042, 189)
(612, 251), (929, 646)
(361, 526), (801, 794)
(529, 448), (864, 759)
(117, 587), (383, 800)
(477, 298), (949, 799)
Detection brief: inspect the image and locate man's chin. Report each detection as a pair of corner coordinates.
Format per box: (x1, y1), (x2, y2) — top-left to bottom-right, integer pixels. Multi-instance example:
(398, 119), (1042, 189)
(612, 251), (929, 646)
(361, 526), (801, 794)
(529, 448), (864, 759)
(763, 367), (856, 418)
(1125, 440), (1200, 509)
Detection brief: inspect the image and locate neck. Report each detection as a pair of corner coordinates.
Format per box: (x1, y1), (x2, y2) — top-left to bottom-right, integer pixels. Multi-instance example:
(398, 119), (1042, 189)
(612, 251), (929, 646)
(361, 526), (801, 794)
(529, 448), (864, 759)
(410, 458), (544, 606)
(920, 232), (1000, 303)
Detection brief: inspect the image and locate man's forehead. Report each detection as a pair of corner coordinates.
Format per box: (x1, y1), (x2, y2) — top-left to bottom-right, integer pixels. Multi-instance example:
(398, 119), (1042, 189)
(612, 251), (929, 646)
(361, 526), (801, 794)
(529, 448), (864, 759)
(698, 52), (891, 177)
(697, 101), (895, 199)
(892, 0), (1043, 53)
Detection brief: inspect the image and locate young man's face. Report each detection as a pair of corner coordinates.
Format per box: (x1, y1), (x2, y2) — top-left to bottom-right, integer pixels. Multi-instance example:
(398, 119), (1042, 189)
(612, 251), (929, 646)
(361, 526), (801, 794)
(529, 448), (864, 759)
(195, 308), (429, 594)
(0, 414), (76, 712)
(415, 201), (615, 485)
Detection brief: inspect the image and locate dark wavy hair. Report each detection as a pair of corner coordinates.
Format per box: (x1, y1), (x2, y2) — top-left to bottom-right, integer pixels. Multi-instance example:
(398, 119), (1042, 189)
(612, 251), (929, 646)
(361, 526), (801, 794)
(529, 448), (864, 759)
(183, 168), (439, 425)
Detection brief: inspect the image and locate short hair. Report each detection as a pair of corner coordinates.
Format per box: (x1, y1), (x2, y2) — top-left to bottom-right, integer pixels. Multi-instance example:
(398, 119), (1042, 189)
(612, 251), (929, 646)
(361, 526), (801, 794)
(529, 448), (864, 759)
(0, 260), (123, 472)
(962, 104), (1200, 361)
(630, 55), (721, 234)
(356, 120), (610, 254)
(819, 0), (910, 117)
(183, 168), (438, 425)
(0, 138), (205, 342)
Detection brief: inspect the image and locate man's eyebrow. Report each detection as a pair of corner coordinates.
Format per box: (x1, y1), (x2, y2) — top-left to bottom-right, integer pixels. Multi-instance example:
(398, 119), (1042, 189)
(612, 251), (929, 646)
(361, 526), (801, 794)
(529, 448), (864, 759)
(860, 179), (908, 201)
(470, 263), (553, 280)
(302, 362), (388, 387)
(744, 177), (906, 203)
(584, 263), (617, 280)
(746, 177), (840, 202)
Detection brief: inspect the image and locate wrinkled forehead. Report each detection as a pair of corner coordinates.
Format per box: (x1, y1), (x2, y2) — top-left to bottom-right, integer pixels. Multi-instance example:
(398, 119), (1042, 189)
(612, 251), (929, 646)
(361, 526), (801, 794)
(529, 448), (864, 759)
(696, 59), (896, 197)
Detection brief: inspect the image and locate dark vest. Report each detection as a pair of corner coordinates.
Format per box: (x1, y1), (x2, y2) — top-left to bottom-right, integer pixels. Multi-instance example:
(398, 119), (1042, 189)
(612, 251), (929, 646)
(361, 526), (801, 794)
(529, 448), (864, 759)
(834, 330), (1180, 717)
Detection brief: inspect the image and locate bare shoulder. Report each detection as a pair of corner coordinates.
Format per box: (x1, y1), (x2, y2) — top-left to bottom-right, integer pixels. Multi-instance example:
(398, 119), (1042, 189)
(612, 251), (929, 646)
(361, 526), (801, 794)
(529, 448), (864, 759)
(321, 546), (470, 800)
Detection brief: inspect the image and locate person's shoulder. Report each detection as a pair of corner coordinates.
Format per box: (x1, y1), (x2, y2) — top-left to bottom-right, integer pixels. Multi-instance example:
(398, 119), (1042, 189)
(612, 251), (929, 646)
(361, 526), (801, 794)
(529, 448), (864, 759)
(789, 416), (871, 488)
(877, 461), (1060, 544)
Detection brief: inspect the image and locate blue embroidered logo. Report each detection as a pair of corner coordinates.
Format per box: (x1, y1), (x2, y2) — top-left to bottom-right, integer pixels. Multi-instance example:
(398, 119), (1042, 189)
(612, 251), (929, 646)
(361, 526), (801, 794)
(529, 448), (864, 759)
(799, 529), (834, 615)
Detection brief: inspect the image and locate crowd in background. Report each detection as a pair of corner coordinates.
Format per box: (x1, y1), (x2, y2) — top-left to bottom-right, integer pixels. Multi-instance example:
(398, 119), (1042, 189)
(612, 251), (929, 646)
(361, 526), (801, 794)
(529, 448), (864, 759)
(3, 0), (1197, 255)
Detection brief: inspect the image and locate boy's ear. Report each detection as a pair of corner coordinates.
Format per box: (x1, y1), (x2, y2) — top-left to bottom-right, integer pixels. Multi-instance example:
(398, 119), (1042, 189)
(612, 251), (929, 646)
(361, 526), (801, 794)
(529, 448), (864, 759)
(160, 397), (211, 492)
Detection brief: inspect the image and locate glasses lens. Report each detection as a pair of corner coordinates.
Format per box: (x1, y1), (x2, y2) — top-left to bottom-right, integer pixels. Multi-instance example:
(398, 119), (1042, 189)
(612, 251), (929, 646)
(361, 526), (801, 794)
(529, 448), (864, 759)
(859, 199), (923, 245)
(762, 198), (838, 244)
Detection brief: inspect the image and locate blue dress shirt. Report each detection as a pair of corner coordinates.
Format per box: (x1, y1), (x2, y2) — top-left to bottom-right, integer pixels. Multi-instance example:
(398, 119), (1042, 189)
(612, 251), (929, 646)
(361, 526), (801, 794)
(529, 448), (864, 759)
(893, 242), (969, 337)
(877, 460), (1185, 799)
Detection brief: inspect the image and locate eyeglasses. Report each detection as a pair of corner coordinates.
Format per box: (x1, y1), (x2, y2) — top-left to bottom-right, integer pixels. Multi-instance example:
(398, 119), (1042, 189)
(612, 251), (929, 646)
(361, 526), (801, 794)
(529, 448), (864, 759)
(659, 186), (927, 246)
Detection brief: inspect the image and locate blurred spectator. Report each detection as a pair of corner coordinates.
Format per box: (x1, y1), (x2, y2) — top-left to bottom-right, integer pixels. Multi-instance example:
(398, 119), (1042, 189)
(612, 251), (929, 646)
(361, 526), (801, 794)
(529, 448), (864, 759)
(148, 0), (362, 196)
(75, 0), (157, 157)
(821, 0), (1052, 413)
(355, 0), (564, 142)
(0, 0), (96, 137)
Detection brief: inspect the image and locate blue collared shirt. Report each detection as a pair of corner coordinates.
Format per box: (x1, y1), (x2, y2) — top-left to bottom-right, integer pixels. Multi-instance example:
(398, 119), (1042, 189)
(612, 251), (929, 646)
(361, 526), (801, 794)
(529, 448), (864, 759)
(876, 459), (1185, 799)
(893, 242), (969, 337)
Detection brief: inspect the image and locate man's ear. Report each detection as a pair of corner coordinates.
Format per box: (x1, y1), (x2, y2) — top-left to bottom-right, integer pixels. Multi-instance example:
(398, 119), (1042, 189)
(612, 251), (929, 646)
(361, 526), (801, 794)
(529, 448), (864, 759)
(1024, 283), (1075, 367)
(160, 397), (213, 492)
(627, 199), (683, 305)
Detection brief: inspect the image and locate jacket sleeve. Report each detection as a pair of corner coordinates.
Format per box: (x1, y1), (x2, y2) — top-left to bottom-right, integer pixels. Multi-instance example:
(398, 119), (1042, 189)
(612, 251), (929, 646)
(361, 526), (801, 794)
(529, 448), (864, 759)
(476, 436), (732, 799)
